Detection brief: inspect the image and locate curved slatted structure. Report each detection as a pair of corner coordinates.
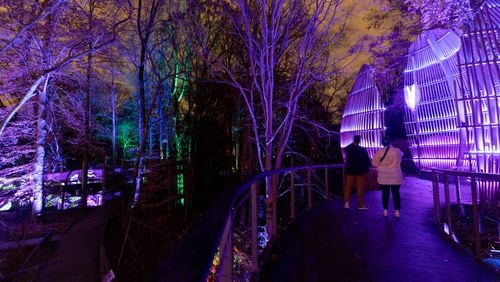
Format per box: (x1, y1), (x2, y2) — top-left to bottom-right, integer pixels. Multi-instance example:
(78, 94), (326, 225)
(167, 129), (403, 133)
(403, 29), (463, 169)
(340, 64), (385, 157)
(456, 0), (500, 173)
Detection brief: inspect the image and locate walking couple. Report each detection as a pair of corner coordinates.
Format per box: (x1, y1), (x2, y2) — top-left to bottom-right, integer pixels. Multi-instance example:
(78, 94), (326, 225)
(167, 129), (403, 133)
(343, 135), (403, 217)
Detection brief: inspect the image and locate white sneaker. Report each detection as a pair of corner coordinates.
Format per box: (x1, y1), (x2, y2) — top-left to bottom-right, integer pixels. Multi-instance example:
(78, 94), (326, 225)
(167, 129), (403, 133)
(394, 210), (400, 217)
(344, 202), (350, 209)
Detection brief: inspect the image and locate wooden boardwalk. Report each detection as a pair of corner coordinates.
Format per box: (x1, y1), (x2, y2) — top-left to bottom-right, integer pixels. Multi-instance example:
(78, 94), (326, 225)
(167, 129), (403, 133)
(35, 207), (107, 282)
(260, 176), (500, 282)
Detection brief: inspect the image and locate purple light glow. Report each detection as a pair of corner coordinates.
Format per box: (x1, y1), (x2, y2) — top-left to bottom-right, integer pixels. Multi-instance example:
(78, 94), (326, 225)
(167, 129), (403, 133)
(341, 2), (499, 173)
(404, 84), (420, 111)
(340, 65), (385, 158)
(403, 28), (462, 170)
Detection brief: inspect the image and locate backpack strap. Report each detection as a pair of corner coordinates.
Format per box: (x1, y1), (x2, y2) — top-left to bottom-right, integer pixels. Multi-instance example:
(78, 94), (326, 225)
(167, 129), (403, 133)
(379, 147), (390, 163)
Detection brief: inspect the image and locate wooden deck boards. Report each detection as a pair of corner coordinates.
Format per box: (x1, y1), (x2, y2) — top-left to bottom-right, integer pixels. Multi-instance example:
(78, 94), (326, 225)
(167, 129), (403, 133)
(35, 207), (106, 282)
(260, 177), (499, 282)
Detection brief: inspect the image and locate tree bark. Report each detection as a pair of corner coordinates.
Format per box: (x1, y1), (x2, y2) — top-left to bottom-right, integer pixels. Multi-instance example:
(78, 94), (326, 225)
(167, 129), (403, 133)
(0, 76), (45, 135)
(32, 74), (50, 219)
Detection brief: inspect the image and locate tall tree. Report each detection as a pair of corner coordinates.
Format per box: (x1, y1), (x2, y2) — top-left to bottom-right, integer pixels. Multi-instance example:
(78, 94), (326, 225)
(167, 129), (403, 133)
(131, 0), (167, 207)
(177, 0), (357, 234)
(0, 0), (130, 218)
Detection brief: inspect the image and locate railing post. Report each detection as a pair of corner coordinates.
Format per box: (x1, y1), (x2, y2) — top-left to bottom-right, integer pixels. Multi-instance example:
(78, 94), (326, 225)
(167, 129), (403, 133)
(455, 175), (461, 207)
(271, 175), (278, 236)
(432, 170), (441, 225)
(470, 176), (482, 259)
(307, 169), (312, 209)
(218, 213), (233, 281)
(265, 175), (278, 237)
(290, 171), (295, 220)
(250, 183), (258, 273)
(341, 166), (345, 198)
(324, 167), (329, 199)
(444, 174), (453, 237)
(272, 175), (278, 236)
(60, 186), (65, 210)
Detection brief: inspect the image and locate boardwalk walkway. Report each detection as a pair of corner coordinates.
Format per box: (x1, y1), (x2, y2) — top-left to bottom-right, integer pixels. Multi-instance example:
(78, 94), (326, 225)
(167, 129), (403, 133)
(35, 206), (107, 282)
(260, 176), (500, 282)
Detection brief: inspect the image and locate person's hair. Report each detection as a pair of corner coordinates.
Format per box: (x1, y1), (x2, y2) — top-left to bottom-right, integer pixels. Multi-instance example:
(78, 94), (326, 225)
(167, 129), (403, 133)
(353, 135), (361, 144)
(382, 136), (390, 147)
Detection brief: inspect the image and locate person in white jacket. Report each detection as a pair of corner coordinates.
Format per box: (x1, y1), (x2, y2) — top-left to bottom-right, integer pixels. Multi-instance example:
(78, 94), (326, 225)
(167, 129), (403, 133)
(372, 136), (403, 217)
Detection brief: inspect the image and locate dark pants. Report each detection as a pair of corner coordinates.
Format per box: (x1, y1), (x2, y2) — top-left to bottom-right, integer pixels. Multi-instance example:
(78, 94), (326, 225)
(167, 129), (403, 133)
(381, 185), (401, 210)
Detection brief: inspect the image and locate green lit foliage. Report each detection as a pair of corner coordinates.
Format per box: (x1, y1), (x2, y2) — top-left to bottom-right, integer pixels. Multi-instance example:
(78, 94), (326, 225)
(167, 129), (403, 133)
(118, 120), (138, 160)
(0, 182), (15, 191)
(44, 194), (60, 208)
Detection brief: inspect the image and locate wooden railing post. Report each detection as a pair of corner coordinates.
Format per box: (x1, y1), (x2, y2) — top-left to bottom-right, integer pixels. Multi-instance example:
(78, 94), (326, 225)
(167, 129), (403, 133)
(267, 175), (278, 236)
(432, 170), (441, 225)
(444, 174), (453, 237)
(290, 171), (295, 220)
(455, 175), (461, 207)
(273, 175), (278, 235)
(307, 169), (312, 209)
(324, 167), (329, 199)
(218, 213), (233, 281)
(250, 183), (258, 272)
(470, 176), (482, 259)
(341, 166), (345, 198)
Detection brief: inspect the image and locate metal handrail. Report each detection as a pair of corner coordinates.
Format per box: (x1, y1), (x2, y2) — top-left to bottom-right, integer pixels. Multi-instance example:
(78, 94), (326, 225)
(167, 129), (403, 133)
(12, 230), (54, 281)
(431, 168), (500, 260)
(152, 164), (345, 281)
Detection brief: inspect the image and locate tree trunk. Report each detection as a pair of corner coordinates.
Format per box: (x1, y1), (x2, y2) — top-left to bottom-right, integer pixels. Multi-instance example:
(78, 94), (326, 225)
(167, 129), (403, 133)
(81, 0), (96, 210)
(132, 1), (150, 206)
(32, 74), (49, 219)
(111, 76), (117, 165)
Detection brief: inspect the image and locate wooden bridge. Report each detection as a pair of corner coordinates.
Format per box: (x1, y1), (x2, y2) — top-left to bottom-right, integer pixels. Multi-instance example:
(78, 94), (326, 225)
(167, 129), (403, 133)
(258, 176), (499, 281)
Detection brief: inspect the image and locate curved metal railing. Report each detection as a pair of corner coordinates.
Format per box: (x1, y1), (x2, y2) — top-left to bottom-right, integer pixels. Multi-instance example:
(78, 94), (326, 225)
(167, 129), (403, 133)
(152, 164), (345, 281)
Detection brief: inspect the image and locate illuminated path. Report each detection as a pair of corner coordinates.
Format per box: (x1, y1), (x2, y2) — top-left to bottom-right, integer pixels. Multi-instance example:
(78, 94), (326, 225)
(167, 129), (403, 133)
(259, 177), (499, 281)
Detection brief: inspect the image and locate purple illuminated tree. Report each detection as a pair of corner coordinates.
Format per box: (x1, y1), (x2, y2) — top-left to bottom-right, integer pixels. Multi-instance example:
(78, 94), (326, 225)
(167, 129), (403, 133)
(177, 0), (355, 234)
(0, 0), (130, 218)
(404, 0), (474, 30)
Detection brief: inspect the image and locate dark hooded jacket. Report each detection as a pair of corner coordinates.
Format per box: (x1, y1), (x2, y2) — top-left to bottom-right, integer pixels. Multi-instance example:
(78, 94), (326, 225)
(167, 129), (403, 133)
(344, 143), (371, 175)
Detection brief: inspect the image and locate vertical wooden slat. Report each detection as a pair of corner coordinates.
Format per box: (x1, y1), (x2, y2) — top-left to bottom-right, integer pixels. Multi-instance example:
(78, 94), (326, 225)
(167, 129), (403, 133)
(250, 183), (258, 273)
(470, 176), (482, 259)
(455, 175), (461, 207)
(432, 170), (441, 225)
(307, 169), (312, 209)
(290, 171), (295, 220)
(218, 214), (233, 281)
(324, 167), (329, 200)
(272, 174), (278, 236)
(444, 174), (453, 237)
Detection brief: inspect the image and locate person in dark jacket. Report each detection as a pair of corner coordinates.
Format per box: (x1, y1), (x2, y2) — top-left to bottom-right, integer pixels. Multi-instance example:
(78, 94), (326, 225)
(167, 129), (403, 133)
(343, 135), (371, 209)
